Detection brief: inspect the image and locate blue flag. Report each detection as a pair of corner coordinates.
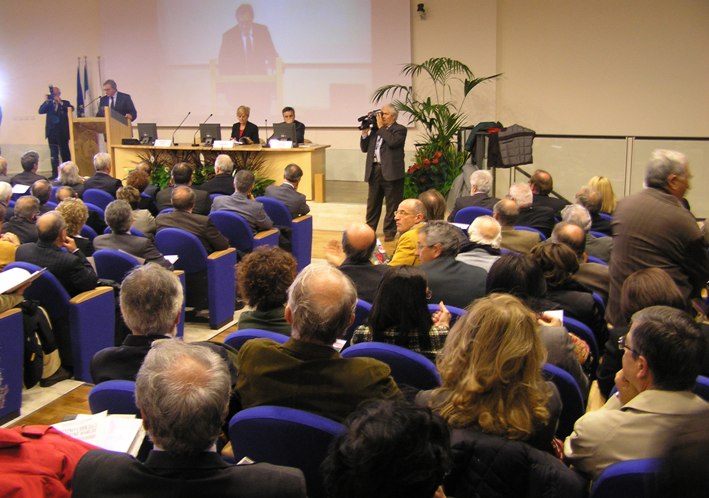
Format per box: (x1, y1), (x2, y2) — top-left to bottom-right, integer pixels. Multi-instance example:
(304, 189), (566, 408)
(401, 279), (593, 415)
(76, 61), (85, 117)
(84, 60), (90, 110)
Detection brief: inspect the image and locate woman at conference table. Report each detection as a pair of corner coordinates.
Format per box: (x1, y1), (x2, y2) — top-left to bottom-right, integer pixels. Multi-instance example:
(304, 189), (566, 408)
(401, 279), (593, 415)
(230, 105), (260, 144)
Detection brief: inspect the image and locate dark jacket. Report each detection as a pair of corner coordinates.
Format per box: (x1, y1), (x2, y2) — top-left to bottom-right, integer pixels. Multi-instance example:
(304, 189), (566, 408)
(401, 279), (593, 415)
(419, 257), (487, 309)
(197, 173), (235, 196)
(83, 172), (122, 197)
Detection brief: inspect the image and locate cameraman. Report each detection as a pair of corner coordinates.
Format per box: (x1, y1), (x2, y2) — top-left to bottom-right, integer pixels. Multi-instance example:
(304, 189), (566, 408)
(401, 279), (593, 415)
(360, 104), (407, 242)
(38, 86), (73, 180)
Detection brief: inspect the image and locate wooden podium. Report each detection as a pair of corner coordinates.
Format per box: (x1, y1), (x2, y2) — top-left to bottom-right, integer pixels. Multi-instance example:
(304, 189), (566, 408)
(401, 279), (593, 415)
(68, 107), (133, 177)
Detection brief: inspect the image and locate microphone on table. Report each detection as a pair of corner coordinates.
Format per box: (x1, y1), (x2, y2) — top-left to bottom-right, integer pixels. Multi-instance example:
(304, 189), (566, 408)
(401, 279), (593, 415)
(171, 111), (191, 146)
(192, 113), (213, 146)
(263, 118), (269, 147)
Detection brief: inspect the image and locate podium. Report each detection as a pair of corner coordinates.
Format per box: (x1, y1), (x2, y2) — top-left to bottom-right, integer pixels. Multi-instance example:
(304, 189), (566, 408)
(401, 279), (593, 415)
(68, 107), (133, 177)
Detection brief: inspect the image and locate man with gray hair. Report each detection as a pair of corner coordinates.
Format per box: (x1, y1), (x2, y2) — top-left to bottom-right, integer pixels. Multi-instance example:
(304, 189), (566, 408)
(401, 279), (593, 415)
(83, 152), (122, 196)
(264, 163), (310, 218)
(76, 340), (306, 497)
(447, 169), (499, 221)
(211, 169), (273, 232)
(456, 215), (502, 272)
(197, 154), (235, 196)
(560, 203), (613, 262)
(0, 181), (14, 221)
(507, 182), (555, 238)
(0, 156), (11, 183)
(606, 149), (709, 325)
(416, 220), (486, 309)
(236, 264), (401, 423)
(575, 185), (611, 235)
(3, 195), (40, 243)
(11, 151), (46, 186)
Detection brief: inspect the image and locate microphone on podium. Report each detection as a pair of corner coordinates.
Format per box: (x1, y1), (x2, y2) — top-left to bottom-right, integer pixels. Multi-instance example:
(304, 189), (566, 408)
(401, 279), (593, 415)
(79, 95), (102, 116)
(171, 111), (191, 146)
(192, 113), (213, 146)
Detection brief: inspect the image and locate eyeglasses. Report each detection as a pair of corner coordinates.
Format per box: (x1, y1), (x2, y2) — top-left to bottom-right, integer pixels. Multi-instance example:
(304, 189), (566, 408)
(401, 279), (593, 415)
(395, 210), (413, 216)
(617, 334), (640, 355)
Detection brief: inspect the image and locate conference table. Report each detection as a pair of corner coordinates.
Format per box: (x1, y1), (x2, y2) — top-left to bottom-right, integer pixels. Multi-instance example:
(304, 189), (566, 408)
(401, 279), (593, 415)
(111, 143), (329, 202)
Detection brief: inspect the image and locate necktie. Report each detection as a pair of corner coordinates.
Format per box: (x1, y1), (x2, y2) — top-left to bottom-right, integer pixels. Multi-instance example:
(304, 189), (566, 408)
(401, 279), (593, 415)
(110, 96), (114, 109)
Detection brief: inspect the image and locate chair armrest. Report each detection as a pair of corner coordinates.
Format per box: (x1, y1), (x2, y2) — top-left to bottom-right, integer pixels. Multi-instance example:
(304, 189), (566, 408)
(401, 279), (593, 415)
(254, 228), (279, 240)
(292, 214), (312, 224)
(69, 286), (114, 305)
(207, 248), (237, 329)
(69, 286), (116, 382)
(208, 248), (237, 260)
(0, 307), (22, 319)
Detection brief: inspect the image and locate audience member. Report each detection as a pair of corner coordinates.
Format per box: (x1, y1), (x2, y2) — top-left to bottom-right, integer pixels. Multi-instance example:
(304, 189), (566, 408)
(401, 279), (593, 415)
(3, 195), (39, 243)
(493, 198), (540, 254)
(94, 200), (171, 268)
(76, 340), (306, 497)
(560, 203), (612, 262)
(322, 398), (451, 498)
(83, 152), (122, 196)
(417, 220), (486, 309)
(31, 179), (53, 214)
(0, 204), (20, 269)
(264, 163), (310, 218)
(352, 266), (450, 361)
(211, 169), (273, 232)
(588, 175), (616, 214)
(156, 162), (212, 215)
(236, 264), (401, 422)
(529, 169), (568, 215)
(447, 169), (498, 221)
(564, 306), (709, 480)
(389, 198), (426, 266)
(55, 185), (78, 202)
(0, 181), (13, 220)
(237, 246), (296, 336)
(198, 154), (235, 196)
(418, 188), (446, 221)
(133, 161), (159, 200)
(456, 215), (501, 272)
(156, 186), (229, 254)
(330, 222), (387, 303)
(507, 182), (555, 237)
(0, 156), (10, 182)
(575, 185), (611, 235)
(656, 418), (709, 498)
(54, 161), (85, 196)
(125, 168), (157, 216)
(55, 198), (93, 256)
(11, 151), (47, 186)
(116, 185), (156, 236)
(606, 149), (709, 325)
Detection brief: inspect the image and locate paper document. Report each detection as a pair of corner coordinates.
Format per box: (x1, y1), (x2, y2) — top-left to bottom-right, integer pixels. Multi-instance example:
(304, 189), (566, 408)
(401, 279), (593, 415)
(53, 411), (146, 456)
(0, 267), (46, 294)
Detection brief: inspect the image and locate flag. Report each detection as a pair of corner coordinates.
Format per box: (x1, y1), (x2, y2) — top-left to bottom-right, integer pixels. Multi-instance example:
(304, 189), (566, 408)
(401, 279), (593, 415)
(83, 58), (90, 114)
(76, 60), (85, 117)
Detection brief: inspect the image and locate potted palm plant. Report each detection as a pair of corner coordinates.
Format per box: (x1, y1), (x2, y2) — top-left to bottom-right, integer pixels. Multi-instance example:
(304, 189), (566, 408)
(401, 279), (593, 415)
(372, 57), (500, 198)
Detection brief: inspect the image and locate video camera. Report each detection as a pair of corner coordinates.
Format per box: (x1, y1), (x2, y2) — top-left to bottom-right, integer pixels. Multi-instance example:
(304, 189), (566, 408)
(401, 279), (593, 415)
(357, 109), (381, 131)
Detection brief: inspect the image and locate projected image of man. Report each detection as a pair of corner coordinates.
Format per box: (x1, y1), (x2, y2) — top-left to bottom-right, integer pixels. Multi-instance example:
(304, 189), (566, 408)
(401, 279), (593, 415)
(218, 3), (277, 76)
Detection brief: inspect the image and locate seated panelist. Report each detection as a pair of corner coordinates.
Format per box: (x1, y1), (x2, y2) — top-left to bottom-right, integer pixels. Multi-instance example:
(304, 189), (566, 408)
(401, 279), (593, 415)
(230, 105), (259, 144)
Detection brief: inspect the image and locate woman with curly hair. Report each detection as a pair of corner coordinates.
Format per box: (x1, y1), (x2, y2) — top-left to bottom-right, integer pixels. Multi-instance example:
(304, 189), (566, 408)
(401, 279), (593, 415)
(236, 246), (297, 335)
(56, 198), (93, 256)
(351, 266), (450, 360)
(417, 293), (560, 452)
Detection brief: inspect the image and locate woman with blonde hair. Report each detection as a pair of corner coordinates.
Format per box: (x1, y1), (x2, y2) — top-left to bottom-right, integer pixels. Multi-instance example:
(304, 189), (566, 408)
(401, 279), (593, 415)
(230, 105), (260, 144)
(417, 293), (560, 452)
(54, 161), (85, 196)
(588, 175), (616, 214)
(56, 198), (93, 256)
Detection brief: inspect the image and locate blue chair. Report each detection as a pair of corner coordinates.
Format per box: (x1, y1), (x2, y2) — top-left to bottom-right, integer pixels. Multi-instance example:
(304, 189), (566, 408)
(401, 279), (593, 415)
(224, 328), (289, 351)
(453, 206), (493, 224)
(80, 224), (98, 241)
(342, 342), (441, 391)
(209, 210), (279, 255)
(82, 188), (115, 210)
(103, 226), (146, 237)
(45, 201), (58, 209)
(342, 298), (372, 349)
(50, 186), (59, 203)
(592, 292), (606, 316)
(427, 303), (466, 325)
(229, 406), (345, 498)
(93, 249), (141, 283)
(88, 380), (139, 416)
(209, 193), (224, 202)
(693, 374), (709, 401)
(590, 230), (608, 238)
(154, 228), (236, 329)
(541, 363), (584, 439)
(84, 202), (105, 222)
(563, 316), (600, 378)
(0, 308), (24, 424)
(514, 225), (547, 241)
(590, 458), (660, 498)
(158, 207), (174, 215)
(5, 262), (115, 382)
(587, 255), (608, 265)
(257, 196), (313, 272)
(599, 213), (612, 221)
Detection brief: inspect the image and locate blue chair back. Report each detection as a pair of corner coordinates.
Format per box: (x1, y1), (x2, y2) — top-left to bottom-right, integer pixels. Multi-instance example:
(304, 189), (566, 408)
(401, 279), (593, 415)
(587, 255), (608, 265)
(45, 201), (58, 209)
(427, 303), (466, 326)
(257, 196), (313, 272)
(342, 342), (441, 390)
(84, 202), (105, 220)
(453, 206), (493, 224)
(50, 186), (59, 203)
(599, 212), (612, 221)
(590, 458), (660, 498)
(693, 374), (709, 401)
(563, 316), (600, 376)
(541, 363), (585, 439)
(229, 406), (345, 498)
(80, 224), (98, 241)
(83, 188), (114, 210)
(592, 292), (606, 315)
(209, 210), (256, 252)
(224, 328), (289, 351)
(88, 380), (140, 416)
(93, 249), (140, 283)
(6, 262), (71, 319)
(514, 225), (547, 241)
(158, 207), (175, 215)
(154, 228), (208, 274)
(342, 299), (372, 349)
(256, 196), (293, 227)
(590, 230), (608, 238)
(103, 226), (146, 237)
(209, 193), (225, 202)
(0, 309), (23, 424)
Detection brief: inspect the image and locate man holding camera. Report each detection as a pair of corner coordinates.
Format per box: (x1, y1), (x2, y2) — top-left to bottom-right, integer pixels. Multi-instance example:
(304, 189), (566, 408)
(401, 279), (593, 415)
(360, 104), (407, 242)
(38, 86), (72, 180)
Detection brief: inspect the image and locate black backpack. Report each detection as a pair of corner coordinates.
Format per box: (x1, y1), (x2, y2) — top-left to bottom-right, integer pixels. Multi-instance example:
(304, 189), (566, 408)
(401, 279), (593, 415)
(19, 300), (55, 389)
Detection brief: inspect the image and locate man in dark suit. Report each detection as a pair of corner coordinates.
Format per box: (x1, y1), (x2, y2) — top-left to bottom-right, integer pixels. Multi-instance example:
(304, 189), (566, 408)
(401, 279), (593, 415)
(264, 163), (310, 218)
(31, 180), (53, 214)
(197, 154), (235, 196)
(3, 195), (39, 243)
(74, 340), (307, 498)
(83, 152), (122, 197)
(530, 169), (568, 216)
(335, 222), (387, 303)
(361, 104), (407, 242)
(93, 200), (172, 269)
(38, 86), (72, 179)
(211, 169), (273, 233)
(157, 162), (212, 215)
(448, 169), (499, 221)
(156, 186), (228, 254)
(508, 182), (555, 238)
(417, 221), (486, 309)
(218, 3), (278, 76)
(95, 79), (137, 121)
(11, 151), (47, 186)
(282, 106), (305, 143)
(16, 211), (97, 297)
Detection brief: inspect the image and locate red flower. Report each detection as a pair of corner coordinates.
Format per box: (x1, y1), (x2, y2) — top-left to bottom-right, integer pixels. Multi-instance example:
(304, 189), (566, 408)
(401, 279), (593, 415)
(423, 158), (431, 166)
(434, 151), (443, 159)
(432, 158), (439, 165)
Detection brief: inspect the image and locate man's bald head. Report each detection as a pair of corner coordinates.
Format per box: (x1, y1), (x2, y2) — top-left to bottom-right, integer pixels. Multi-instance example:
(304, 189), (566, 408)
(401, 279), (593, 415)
(36, 211), (66, 244)
(14, 196), (40, 221)
(468, 215), (502, 248)
(0, 156), (7, 176)
(342, 222), (376, 263)
(172, 185), (196, 211)
(56, 186), (77, 202)
(493, 198), (519, 226)
(530, 169), (553, 195)
(551, 221), (587, 258)
(395, 198), (426, 234)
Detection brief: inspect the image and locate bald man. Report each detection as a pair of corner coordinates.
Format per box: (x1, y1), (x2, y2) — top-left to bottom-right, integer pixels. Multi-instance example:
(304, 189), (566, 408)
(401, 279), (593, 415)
(337, 222), (388, 302)
(389, 199), (426, 266)
(530, 169), (568, 215)
(551, 221), (609, 300)
(493, 198), (540, 254)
